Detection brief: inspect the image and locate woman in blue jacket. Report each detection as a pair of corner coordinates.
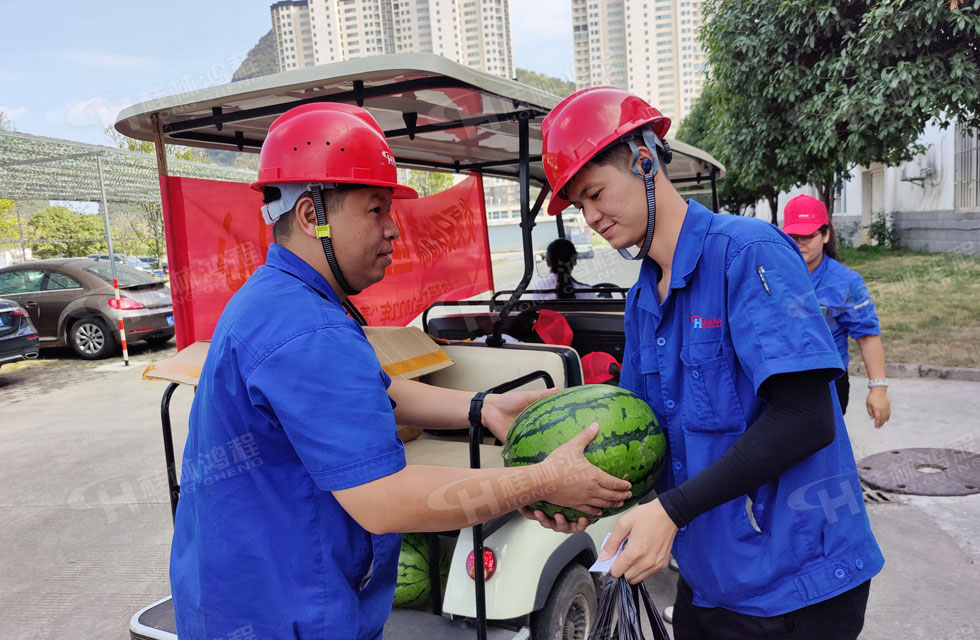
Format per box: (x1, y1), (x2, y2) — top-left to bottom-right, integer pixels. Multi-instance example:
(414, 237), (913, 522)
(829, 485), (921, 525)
(783, 194), (891, 428)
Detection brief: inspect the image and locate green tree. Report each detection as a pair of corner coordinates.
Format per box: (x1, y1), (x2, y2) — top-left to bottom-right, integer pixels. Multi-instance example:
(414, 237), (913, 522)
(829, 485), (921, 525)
(0, 110), (12, 131)
(701, 0), (980, 214)
(676, 83), (764, 216)
(104, 126), (206, 162)
(403, 169), (454, 197)
(515, 69), (576, 97)
(0, 199), (19, 246)
(27, 206), (108, 258)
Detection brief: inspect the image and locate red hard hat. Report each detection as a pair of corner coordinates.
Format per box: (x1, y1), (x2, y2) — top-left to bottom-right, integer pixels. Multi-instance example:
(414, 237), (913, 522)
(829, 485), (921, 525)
(250, 102), (417, 199)
(542, 87), (670, 215)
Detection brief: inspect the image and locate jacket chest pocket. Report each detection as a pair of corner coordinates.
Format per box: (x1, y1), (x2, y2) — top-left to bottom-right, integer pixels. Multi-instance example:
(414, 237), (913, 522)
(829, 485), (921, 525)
(679, 340), (746, 435)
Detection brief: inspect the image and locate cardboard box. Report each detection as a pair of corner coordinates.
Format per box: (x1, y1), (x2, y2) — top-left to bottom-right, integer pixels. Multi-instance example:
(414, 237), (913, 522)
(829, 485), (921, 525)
(363, 326), (454, 380)
(141, 329), (454, 443)
(142, 340), (210, 388)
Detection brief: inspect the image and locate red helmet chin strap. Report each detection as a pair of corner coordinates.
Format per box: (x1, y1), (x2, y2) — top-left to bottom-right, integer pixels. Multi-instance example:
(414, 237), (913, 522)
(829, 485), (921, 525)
(310, 184), (360, 296)
(617, 125), (672, 261)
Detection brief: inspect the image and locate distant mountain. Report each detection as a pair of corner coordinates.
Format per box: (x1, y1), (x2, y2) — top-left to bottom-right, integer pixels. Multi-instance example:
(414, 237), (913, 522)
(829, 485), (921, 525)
(515, 69), (575, 98)
(233, 28), (278, 82)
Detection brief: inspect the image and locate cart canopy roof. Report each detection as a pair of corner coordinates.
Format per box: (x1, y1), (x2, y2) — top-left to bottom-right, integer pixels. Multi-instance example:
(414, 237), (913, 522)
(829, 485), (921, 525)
(115, 53), (724, 186)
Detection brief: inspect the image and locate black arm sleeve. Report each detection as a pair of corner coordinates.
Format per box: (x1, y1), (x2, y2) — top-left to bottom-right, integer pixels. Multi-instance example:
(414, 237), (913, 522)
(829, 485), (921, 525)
(656, 369), (837, 528)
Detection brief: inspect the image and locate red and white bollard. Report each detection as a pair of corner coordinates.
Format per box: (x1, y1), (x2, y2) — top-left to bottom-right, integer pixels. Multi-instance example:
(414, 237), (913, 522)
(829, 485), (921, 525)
(113, 277), (130, 367)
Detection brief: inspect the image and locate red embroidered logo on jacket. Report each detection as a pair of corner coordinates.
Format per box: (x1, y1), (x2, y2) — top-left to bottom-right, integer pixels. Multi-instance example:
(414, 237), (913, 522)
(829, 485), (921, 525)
(690, 315), (722, 329)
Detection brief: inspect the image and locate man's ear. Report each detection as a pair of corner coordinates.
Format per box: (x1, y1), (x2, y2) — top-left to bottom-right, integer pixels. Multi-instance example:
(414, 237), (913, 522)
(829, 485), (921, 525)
(294, 196), (318, 239)
(632, 145), (656, 176)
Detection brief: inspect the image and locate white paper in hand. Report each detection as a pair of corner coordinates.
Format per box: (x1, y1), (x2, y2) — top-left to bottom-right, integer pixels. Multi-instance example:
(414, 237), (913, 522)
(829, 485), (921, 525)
(589, 532), (627, 573)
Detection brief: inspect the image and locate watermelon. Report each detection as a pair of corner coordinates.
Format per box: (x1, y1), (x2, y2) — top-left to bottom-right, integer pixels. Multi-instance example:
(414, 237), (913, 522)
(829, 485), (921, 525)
(502, 385), (666, 522)
(393, 533), (450, 609)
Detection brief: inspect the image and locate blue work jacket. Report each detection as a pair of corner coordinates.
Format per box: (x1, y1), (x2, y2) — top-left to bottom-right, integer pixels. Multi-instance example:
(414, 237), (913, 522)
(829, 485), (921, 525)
(810, 256), (881, 369)
(620, 201), (884, 616)
(170, 244), (405, 640)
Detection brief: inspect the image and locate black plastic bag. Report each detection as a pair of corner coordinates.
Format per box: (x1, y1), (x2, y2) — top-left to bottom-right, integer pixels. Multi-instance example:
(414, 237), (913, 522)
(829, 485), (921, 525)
(588, 575), (670, 640)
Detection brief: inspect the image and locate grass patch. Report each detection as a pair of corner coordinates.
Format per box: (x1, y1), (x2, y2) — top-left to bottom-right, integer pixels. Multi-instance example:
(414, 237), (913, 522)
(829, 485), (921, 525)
(838, 246), (980, 368)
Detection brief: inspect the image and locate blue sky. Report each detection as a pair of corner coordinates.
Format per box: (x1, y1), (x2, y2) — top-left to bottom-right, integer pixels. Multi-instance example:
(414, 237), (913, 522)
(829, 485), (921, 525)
(0, 0), (572, 146)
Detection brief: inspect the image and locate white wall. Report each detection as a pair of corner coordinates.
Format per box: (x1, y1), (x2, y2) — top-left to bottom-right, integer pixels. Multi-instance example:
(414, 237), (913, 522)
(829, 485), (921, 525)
(750, 118), (962, 248)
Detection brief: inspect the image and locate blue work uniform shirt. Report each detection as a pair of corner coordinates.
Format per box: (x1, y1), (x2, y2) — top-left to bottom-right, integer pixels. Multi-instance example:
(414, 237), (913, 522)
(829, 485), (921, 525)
(620, 201), (883, 616)
(809, 256), (881, 369)
(171, 243), (405, 640)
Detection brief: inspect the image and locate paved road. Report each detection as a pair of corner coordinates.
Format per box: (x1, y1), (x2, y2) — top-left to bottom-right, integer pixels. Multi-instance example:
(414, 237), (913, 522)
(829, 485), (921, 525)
(491, 246), (642, 293)
(2, 250), (979, 639)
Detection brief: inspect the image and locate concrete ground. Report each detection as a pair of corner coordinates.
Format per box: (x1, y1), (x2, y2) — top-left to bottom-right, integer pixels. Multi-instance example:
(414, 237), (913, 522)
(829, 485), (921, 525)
(1, 347), (979, 639)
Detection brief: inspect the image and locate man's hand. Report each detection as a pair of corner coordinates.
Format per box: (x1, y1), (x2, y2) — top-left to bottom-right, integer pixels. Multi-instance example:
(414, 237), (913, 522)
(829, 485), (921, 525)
(517, 507), (592, 534)
(481, 387), (558, 442)
(866, 387), (890, 429)
(514, 423), (632, 531)
(602, 498), (678, 584)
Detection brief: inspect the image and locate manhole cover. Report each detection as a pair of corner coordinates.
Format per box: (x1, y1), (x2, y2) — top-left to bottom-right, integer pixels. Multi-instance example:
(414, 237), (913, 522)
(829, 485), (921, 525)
(857, 448), (980, 496)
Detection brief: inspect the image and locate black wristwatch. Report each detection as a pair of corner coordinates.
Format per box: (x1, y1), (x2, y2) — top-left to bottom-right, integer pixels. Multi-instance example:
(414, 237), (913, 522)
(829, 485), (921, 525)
(468, 391), (488, 429)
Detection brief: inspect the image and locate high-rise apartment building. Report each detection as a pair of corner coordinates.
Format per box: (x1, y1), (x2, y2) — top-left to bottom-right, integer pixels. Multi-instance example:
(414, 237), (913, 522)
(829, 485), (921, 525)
(573, 0), (707, 124)
(271, 0), (514, 79)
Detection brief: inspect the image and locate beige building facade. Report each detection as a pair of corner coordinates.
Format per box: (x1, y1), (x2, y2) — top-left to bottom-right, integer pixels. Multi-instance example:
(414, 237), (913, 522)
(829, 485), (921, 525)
(271, 0), (513, 79)
(572, 0), (707, 124)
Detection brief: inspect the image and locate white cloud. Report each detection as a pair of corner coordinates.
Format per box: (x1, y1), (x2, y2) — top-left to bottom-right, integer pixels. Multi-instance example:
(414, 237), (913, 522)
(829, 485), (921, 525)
(54, 50), (157, 69)
(47, 95), (134, 131)
(0, 105), (29, 121)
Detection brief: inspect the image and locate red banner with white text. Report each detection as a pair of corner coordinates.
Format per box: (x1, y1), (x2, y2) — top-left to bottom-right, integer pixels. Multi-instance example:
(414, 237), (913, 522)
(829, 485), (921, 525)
(160, 174), (492, 349)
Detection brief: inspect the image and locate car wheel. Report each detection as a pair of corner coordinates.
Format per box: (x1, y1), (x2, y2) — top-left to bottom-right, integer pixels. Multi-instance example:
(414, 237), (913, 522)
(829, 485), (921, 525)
(145, 334), (173, 346)
(530, 564), (596, 640)
(69, 318), (117, 360)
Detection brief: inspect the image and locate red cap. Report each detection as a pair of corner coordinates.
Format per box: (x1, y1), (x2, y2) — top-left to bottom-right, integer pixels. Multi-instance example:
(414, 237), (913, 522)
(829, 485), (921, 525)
(582, 351), (621, 384)
(533, 309), (573, 346)
(782, 195), (829, 236)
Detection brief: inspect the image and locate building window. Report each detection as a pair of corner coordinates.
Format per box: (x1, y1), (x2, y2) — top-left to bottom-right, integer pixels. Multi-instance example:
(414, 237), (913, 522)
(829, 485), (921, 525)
(955, 121), (980, 211)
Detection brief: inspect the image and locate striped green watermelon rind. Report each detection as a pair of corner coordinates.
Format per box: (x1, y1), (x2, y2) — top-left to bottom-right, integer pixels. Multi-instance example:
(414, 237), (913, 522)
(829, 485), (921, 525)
(502, 385), (666, 522)
(393, 533), (432, 608)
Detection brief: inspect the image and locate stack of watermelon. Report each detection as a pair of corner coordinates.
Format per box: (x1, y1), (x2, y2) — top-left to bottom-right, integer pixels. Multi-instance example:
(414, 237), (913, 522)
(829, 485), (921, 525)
(502, 384), (666, 522)
(393, 533), (450, 609)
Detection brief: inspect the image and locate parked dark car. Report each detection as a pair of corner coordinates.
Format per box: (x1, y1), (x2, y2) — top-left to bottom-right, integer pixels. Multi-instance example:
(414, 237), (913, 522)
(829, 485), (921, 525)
(0, 298), (39, 368)
(0, 259), (174, 359)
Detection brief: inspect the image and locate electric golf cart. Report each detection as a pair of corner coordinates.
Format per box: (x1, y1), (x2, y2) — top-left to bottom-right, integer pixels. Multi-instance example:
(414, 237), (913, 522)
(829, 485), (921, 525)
(115, 53), (724, 640)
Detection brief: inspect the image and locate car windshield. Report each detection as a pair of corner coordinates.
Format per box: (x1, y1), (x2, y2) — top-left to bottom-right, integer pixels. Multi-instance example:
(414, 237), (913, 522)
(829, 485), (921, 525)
(84, 262), (157, 287)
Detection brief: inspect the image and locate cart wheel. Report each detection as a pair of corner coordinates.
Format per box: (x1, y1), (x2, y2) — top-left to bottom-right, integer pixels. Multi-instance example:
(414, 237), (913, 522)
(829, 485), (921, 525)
(70, 317), (117, 360)
(530, 564), (596, 640)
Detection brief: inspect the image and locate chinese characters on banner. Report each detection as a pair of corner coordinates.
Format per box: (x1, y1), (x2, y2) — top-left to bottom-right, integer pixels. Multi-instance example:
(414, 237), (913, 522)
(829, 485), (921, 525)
(160, 175), (492, 348)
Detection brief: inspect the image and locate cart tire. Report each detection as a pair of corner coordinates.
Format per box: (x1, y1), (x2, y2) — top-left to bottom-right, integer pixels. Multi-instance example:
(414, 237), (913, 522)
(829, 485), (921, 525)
(69, 317), (117, 360)
(530, 564), (596, 640)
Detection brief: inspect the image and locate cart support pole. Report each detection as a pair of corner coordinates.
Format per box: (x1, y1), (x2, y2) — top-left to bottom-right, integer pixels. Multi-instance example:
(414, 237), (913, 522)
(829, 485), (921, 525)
(97, 153), (129, 366)
(711, 168), (719, 213)
(161, 382), (181, 522)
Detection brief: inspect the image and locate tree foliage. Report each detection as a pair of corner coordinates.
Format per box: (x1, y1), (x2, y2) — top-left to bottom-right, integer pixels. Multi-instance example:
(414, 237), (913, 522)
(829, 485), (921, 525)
(104, 126), (205, 162)
(0, 199), (19, 244)
(0, 110), (12, 131)
(27, 206), (108, 258)
(402, 169), (454, 198)
(516, 68), (576, 98)
(700, 0), (980, 214)
(676, 84), (765, 216)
